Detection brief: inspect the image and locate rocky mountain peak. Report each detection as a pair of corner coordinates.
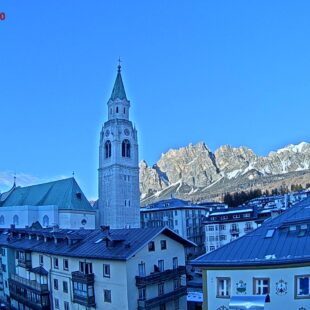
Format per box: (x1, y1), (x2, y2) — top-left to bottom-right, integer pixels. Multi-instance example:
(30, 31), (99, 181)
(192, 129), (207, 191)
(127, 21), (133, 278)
(139, 141), (310, 205)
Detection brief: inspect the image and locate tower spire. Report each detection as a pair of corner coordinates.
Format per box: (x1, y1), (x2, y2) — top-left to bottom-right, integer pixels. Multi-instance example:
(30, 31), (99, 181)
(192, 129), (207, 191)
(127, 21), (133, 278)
(110, 59), (127, 101)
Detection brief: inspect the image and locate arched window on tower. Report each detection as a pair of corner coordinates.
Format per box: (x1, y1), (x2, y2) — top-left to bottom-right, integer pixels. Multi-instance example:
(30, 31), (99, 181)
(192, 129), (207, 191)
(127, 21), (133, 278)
(122, 139), (131, 158)
(43, 215), (49, 227)
(0, 215), (4, 225)
(116, 107), (119, 113)
(13, 215), (19, 226)
(105, 140), (112, 158)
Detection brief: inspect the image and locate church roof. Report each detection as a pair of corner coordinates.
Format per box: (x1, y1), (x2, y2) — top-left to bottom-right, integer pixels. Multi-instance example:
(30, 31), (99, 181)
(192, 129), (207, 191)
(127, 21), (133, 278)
(192, 197), (310, 268)
(110, 65), (127, 101)
(0, 178), (93, 211)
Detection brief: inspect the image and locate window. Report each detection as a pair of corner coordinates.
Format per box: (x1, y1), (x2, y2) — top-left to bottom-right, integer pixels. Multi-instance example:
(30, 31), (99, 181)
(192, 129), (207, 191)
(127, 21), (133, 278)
(73, 281), (94, 299)
(104, 289), (111, 303)
(63, 259), (69, 270)
(173, 278), (180, 290)
(63, 281), (68, 293)
(210, 246), (215, 251)
(220, 224), (226, 230)
(103, 264), (110, 278)
(160, 240), (167, 250)
(2, 264), (6, 272)
(217, 278), (231, 298)
(79, 262), (93, 274)
(0, 215), (4, 225)
(173, 257), (178, 269)
(139, 287), (146, 300)
(265, 229), (275, 238)
(116, 106), (119, 113)
(54, 279), (58, 290)
(148, 241), (155, 252)
(295, 275), (310, 298)
(233, 214), (240, 219)
(13, 214), (19, 225)
(219, 235), (226, 241)
(253, 278), (270, 295)
(53, 257), (59, 269)
(160, 304), (166, 310)
(175, 219), (178, 225)
(138, 262), (146, 276)
(122, 139), (131, 157)
(208, 226), (214, 231)
(174, 299), (179, 310)
(54, 298), (59, 309)
(43, 215), (49, 227)
(158, 283), (164, 296)
(64, 301), (69, 310)
(1, 248), (5, 256)
(105, 140), (112, 158)
(158, 260), (164, 272)
(123, 107), (126, 114)
(39, 255), (43, 266)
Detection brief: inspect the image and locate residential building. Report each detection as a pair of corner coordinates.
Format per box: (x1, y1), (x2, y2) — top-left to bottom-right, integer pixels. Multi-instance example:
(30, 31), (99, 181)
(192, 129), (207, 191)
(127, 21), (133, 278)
(204, 191), (310, 254)
(0, 225), (193, 310)
(141, 198), (209, 257)
(192, 197), (310, 310)
(0, 178), (96, 230)
(98, 64), (140, 229)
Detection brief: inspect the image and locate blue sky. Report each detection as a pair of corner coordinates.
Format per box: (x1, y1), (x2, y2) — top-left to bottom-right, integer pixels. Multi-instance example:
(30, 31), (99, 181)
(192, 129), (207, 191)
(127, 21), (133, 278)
(0, 1), (310, 199)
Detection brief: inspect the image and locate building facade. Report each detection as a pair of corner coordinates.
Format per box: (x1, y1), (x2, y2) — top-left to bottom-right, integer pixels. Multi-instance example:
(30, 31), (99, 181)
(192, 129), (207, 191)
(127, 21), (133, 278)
(141, 199), (208, 257)
(0, 226), (192, 310)
(193, 197), (310, 310)
(98, 65), (140, 229)
(0, 178), (96, 230)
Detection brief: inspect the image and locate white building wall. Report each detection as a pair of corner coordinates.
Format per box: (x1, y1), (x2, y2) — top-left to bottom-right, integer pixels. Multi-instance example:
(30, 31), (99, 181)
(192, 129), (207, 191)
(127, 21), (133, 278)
(206, 266), (310, 310)
(126, 234), (187, 310)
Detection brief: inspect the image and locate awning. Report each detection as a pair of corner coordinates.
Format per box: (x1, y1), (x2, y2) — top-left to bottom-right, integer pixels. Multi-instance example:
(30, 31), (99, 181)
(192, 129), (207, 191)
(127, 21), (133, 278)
(229, 295), (270, 310)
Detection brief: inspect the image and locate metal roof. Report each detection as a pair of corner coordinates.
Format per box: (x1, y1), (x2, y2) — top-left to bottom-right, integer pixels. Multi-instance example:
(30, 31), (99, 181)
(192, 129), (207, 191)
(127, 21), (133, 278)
(193, 197), (310, 267)
(0, 178), (93, 211)
(110, 66), (127, 101)
(0, 227), (194, 260)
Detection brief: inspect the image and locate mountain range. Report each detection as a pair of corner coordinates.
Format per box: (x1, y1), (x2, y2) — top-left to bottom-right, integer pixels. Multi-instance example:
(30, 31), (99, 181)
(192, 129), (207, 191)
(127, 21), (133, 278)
(139, 142), (310, 205)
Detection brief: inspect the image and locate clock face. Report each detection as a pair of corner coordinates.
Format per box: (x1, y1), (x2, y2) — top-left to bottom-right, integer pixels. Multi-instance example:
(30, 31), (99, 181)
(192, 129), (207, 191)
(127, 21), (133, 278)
(124, 129), (130, 136)
(105, 130), (110, 137)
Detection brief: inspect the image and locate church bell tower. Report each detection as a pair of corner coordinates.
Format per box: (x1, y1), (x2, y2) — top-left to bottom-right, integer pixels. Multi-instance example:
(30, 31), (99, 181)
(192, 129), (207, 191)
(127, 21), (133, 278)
(98, 64), (140, 228)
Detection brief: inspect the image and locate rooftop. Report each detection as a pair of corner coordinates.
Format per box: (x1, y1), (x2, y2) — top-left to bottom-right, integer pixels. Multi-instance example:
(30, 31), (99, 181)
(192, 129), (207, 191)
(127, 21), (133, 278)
(0, 226), (194, 260)
(193, 197), (310, 267)
(0, 178), (93, 211)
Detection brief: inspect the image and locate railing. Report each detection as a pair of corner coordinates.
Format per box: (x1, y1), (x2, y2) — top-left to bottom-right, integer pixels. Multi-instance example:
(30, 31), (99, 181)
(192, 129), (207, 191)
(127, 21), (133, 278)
(138, 286), (187, 310)
(136, 266), (186, 287)
(230, 228), (240, 234)
(9, 274), (48, 292)
(72, 294), (96, 307)
(72, 271), (95, 284)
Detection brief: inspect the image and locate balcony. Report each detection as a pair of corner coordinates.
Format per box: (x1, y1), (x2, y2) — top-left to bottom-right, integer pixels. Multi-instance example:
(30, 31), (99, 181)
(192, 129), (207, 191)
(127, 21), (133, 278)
(9, 274), (49, 310)
(138, 286), (187, 310)
(244, 226), (254, 233)
(230, 228), (240, 235)
(136, 266), (186, 287)
(72, 294), (96, 307)
(72, 271), (95, 307)
(9, 274), (48, 292)
(72, 271), (95, 284)
(17, 251), (32, 269)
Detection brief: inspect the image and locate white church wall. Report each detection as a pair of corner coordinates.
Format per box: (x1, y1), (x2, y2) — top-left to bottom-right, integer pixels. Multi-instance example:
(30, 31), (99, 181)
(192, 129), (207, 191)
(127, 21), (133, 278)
(58, 210), (96, 229)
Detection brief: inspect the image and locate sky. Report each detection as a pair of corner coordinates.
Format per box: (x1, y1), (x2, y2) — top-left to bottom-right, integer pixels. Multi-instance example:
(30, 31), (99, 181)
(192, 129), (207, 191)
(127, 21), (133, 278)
(0, 1), (310, 199)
